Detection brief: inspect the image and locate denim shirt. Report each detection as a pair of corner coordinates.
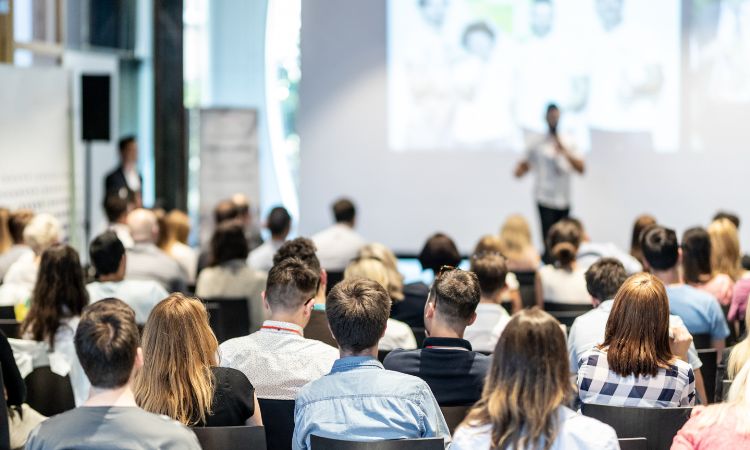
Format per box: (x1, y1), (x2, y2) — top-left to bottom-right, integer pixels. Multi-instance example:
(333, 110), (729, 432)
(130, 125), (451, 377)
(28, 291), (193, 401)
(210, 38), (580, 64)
(292, 356), (451, 450)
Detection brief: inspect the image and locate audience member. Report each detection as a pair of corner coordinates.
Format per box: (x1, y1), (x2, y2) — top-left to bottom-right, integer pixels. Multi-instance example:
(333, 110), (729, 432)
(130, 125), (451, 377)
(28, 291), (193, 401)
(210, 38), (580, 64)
(577, 273), (696, 407)
(105, 136), (143, 206)
(232, 193), (264, 252)
(630, 213), (657, 267)
(135, 294), (261, 427)
(574, 217), (643, 274)
(220, 257), (338, 400)
(498, 214), (541, 272)
(464, 253), (511, 352)
(357, 243), (405, 303)
(0, 208), (11, 254)
(472, 235), (522, 312)
(642, 226), (730, 354)
(87, 231), (167, 324)
(727, 311), (750, 380)
(343, 257), (417, 350)
(195, 221), (267, 332)
(713, 210), (750, 273)
(292, 278), (450, 449)
(125, 208), (187, 292)
(729, 277), (750, 323)
(25, 299), (200, 450)
(535, 219), (589, 306)
(682, 226), (734, 305)
(312, 197), (366, 272)
(103, 193), (134, 249)
(384, 267), (489, 406)
(452, 309), (618, 450)
(248, 206), (292, 271)
(159, 210), (198, 284)
(0, 209), (33, 281)
(196, 198), (243, 274)
(708, 218), (745, 281)
(1, 328), (43, 449)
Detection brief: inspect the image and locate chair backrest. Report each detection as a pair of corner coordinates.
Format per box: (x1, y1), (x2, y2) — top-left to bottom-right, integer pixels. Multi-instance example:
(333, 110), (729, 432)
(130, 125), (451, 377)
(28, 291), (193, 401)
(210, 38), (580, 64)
(377, 350), (390, 363)
(696, 348), (718, 404)
(25, 366), (76, 417)
(0, 320), (19, 339)
(305, 309), (337, 348)
(191, 426), (266, 450)
(258, 398), (295, 450)
(310, 435), (444, 450)
(0, 306), (14, 320)
(202, 297), (250, 343)
(543, 302), (592, 313)
(581, 403), (692, 450)
(326, 271), (345, 294)
(440, 405), (471, 434)
(410, 327), (426, 348)
(722, 379), (733, 401)
(515, 271), (537, 308)
(618, 437), (648, 450)
(691, 333), (712, 350)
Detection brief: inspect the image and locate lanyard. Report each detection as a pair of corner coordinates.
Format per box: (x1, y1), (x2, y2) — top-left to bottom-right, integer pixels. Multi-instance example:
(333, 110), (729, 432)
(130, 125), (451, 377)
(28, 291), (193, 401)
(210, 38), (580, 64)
(261, 325), (302, 336)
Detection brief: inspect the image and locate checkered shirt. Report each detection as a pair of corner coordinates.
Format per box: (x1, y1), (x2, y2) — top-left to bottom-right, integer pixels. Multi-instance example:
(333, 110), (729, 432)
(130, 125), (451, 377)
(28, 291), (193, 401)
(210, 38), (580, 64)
(577, 347), (695, 408)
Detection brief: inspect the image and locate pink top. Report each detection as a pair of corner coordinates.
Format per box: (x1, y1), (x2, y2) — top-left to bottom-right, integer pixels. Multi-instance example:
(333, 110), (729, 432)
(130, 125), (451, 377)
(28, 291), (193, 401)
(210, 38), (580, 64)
(692, 274), (734, 306)
(671, 406), (750, 449)
(728, 278), (750, 322)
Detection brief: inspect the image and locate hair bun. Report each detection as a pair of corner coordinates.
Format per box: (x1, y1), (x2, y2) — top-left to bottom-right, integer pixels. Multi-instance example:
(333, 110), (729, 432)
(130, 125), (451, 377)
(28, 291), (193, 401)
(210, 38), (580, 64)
(552, 242), (576, 267)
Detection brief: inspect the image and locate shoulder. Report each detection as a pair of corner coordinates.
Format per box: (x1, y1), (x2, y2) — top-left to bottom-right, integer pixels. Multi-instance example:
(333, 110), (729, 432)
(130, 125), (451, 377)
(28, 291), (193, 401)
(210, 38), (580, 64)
(672, 359), (694, 378)
(560, 407), (618, 447)
(213, 366), (253, 388)
(303, 338), (340, 357)
(579, 347), (606, 368)
(387, 318), (413, 335)
(382, 349), (420, 368)
(220, 334), (258, 359)
(452, 423), (492, 449)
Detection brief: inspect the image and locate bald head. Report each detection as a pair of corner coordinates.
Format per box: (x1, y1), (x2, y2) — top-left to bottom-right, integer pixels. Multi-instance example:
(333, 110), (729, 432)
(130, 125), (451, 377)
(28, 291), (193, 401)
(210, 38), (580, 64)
(127, 208), (158, 243)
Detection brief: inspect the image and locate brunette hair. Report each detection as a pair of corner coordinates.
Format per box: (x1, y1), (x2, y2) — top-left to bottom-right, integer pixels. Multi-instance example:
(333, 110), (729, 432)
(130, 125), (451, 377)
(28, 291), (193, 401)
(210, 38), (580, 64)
(266, 257), (320, 311)
(630, 214), (657, 265)
(546, 219), (581, 268)
(584, 258), (627, 302)
(209, 220), (249, 266)
(681, 227), (712, 284)
(418, 233), (461, 274)
(471, 253), (508, 297)
(326, 278), (391, 353)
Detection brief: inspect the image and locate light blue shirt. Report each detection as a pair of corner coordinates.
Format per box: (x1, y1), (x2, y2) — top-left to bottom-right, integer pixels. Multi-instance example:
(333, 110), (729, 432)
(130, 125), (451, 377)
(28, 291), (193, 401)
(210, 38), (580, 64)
(292, 356), (450, 450)
(666, 285), (730, 340)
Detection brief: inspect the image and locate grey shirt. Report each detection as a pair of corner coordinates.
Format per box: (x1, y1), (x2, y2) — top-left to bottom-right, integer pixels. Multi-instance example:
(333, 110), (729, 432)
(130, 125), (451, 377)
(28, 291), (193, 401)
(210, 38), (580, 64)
(125, 243), (187, 292)
(25, 406), (201, 450)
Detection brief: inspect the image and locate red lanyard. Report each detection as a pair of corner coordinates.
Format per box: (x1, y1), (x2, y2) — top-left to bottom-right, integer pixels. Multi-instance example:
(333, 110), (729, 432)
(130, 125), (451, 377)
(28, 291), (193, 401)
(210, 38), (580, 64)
(261, 325), (302, 336)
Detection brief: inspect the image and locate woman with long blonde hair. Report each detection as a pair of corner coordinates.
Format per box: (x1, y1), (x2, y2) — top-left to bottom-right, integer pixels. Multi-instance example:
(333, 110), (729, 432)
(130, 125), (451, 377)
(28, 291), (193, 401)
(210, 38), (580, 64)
(499, 215), (541, 272)
(134, 293), (262, 427)
(452, 308), (618, 449)
(159, 209), (198, 284)
(727, 312), (750, 380)
(708, 218), (744, 281)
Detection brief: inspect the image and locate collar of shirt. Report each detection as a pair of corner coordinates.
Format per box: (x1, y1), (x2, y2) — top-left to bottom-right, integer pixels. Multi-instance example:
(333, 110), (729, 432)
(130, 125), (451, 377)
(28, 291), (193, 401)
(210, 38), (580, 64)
(260, 320), (304, 337)
(596, 299), (615, 313)
(422, 337), (472, 351)
(330, 356), (382, 374)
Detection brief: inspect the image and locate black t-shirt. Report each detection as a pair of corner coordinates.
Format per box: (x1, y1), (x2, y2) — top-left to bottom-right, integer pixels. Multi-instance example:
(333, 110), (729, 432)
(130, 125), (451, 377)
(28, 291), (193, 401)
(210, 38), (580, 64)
(199, 367), (255, 427)
(391, 282), (430, 329)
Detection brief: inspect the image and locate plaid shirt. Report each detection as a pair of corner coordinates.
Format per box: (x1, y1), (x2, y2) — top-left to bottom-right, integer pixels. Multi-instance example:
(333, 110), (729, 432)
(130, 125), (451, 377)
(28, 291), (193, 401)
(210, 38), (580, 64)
(577, 347), (695, 408)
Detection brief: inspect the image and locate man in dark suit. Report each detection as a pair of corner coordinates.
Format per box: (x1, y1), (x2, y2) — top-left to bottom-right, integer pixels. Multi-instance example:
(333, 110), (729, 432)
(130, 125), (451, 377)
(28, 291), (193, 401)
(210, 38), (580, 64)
(105, 136), (142, 207)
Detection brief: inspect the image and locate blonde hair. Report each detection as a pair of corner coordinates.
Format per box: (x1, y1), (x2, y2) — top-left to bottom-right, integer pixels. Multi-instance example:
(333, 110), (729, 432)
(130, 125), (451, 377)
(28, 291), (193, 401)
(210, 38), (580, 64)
(0, 208), (11, 253)
(474, 234), (504, 255)
(499, 215), (533, 259)
(134, 294), (218, 425)
(708, 218), (743, 280)
(728, 312), (750, 380)
(344, 258), (390, 293)
(160, 210), (191, 252)
(23, 214), (61, 255)
(691, 361), (750, 435)
(357, 243), (404, 301)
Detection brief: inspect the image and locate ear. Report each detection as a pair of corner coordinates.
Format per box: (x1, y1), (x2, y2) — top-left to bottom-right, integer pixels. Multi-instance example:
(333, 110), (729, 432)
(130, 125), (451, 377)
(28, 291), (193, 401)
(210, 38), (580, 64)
(424, 300), (436, 319)
(320, 269), (328, 289)
(303, 298), (314, 317)
(262, 291), (270, 312)
(119, 254), (127, 272)
(467, 312), (477, 327)
(591, 296), (600, 307)
(134, 347), (144, 370)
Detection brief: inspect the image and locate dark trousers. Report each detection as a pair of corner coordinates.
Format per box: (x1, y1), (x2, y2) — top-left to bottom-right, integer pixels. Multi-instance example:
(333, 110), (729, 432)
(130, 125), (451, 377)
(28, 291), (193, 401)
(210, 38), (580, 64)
(538, 203), (570, 264)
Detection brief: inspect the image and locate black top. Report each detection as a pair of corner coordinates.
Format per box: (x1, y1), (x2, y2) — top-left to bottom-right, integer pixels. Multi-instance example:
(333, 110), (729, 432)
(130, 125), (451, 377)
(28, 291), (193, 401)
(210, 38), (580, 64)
(199, 367), (255, 427)
(383, 337), (491, 406)
(391, 282), (430, 329)
(104, 166), (142, 200)
(0, 330), (25, 407)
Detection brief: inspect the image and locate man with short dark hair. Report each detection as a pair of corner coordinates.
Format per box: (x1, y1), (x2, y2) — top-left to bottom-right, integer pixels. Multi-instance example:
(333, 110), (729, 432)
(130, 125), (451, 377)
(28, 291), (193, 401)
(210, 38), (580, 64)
(103, 193), (134, 249)
(463, 253), (511, 352)
(87, 231), (167, 324)
(248, 206), (292, 271)
(105, 136), (142, 207)
(220, 257), (338, 400)
(312, 197), (366, 272)
(25, 299), (200, 450)
(293, 278), (450, 449)
(384, 268), (490, 406)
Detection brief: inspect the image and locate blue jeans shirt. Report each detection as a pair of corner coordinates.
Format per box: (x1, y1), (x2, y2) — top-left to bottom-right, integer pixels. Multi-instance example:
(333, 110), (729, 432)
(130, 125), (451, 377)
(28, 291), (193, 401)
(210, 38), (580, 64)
(292, 356), (451, 449)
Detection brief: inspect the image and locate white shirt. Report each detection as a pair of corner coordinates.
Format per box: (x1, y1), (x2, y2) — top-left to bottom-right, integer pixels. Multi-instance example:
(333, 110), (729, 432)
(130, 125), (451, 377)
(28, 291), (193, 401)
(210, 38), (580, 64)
(526, 134), (580, 209)
(167, 242), (198, 285)
(219, 320), (340, 400)
(312, 224), (367, 272)
(124, 165), (141, 192)
(108, 223), (134, 249)
(577, 241), (643, 275)
(247, 239), (286, 272)
(538, 264), (590, 305)
(463, 303), (510, 353)
(87, 280), (168, 324)
(379, 318), (418, 351)
(0, 252), (37, 306)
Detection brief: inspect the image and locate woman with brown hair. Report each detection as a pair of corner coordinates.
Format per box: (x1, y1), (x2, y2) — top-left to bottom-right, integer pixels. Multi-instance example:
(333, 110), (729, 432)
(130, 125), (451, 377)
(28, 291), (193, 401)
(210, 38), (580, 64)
(535, 219), (589, 307)
(452, 308), (617, 449)
(159, 209), (198, 285)
(577, 273), (696, 407)
(630, 214), (656, 267)
(682, 226), (734, 306)
(134, 293), (262, 427)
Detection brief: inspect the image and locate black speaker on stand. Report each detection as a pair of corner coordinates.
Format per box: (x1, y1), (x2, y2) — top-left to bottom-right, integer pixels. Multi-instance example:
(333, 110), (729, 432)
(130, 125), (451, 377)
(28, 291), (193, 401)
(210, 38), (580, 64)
(81, 75), (111, 247)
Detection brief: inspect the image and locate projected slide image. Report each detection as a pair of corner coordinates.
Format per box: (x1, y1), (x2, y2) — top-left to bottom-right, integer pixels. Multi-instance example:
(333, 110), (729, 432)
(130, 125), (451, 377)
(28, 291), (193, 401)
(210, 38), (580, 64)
(387, 0), (682, 153)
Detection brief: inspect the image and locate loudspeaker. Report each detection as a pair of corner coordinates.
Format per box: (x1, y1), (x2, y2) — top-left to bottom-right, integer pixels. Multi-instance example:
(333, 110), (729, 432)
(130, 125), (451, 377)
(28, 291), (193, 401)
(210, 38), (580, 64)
(81, 75), (111, 141)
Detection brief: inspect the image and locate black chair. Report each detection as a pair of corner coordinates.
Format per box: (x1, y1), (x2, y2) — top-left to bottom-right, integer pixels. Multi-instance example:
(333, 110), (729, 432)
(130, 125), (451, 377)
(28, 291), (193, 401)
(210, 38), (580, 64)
(25, 366), (76, 417)
(440, 405), (471, 434)
(696, 348), (718, 404)
(310, 435), (444, 450)
(202, 297), (250, 343)
(258, 398), (295, 450)
(581, 403), (692, 450)
(377, 350), (390, 363)
(326, 271), (345, 295)
(192, 425), (266, 450)
(618, 438), (648, 450)
(691, 333), (712, 350)
(543, 303), (591, 328)
(410, 327), (426, 348)
(305, 309), (337, 348)
(0, 320), (19, 339)
(722, 379), (733, 401)
(514, 271), (537, 309)
(0, 306), (14, 320)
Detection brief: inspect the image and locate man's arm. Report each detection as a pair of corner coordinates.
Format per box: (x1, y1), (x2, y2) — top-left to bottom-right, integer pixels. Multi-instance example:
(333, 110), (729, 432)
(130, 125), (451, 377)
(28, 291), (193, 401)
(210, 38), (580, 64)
(419, 385), (452, 448)
(514, 160), (530, 178)
(556, 141), (585, 175)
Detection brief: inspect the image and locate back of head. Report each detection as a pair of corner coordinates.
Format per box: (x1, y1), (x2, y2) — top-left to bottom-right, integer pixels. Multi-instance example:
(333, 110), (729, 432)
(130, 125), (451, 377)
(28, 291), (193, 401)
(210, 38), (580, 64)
(273, 237), (321, 274)
(344, 258), (391, 292)
(165, 210), (191, 245)
(708, 218), (742, 280)
(118, 135), (136, 154)
(327, 278), (391, 353)
(473, 234), (504, 255)
(465, 308), (570, 448)
(266, 257), (320, 311)
(630, 214), (657, 260)
(584, 258), (627, 302)
(470, 253), (508, 297)
(135, 293), (218, 425)
(640, 225), (679, 271)
(418, 233), (461, 274)
(127, 208), (157, 244)
(546, 219), (581, 267)
(267, 206), (292, 238)
(231, 193), (251, 218)
(713, 211), (740, 230)
(429, 268), (481, 325)
(104, 194), (130, 223)
(681, 227), (712, 284)
(332, 198), (356, 224)
(214, 199), (241, 224)
(24, 213), (62, 255)
(90, 231), (125, 277)
(602, 273), (671, 377)
(75, 298), (139, 389)
(8, 209), (34, 245)
(357, 243), (404, 301)
(209, 220), (249, 266)
(499, 214), (533, 257)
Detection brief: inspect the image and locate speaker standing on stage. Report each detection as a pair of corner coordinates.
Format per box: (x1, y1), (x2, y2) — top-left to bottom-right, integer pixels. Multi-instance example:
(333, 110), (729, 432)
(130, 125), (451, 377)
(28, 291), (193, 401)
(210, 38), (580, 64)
(514, 104), (585, 262)
(105, 136), (143, 207)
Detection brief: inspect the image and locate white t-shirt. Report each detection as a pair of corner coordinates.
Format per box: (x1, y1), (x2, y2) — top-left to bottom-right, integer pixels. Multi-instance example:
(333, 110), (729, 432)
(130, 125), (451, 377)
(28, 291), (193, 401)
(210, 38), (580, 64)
(379, 318), (418, 351)
(538, 264), (590, 305)
(87, 280), (168, 325)
(526, 134), (580, 209)
(312, 224), (367, 272)
(464, 303), (510, 353)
